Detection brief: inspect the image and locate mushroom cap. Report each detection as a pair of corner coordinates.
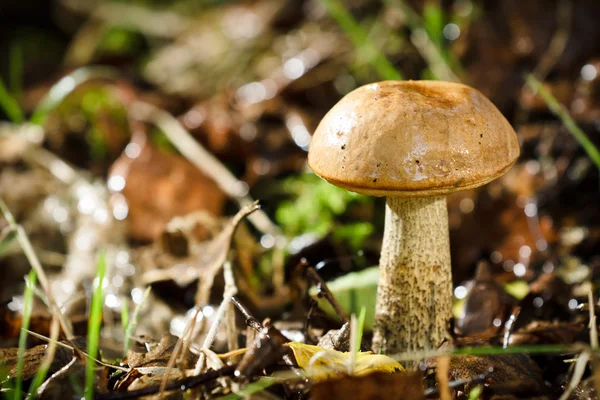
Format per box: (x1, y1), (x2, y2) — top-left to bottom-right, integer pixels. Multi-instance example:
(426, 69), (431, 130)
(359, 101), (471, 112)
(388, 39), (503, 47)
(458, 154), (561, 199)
(308, 80), (520, 197)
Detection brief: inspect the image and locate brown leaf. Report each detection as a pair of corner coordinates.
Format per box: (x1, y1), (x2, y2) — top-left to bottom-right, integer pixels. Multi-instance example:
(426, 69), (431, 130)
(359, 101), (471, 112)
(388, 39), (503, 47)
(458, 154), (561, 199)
(429, 354), (547, 399)
(455, 263), (516, 336)
(126, 333), (197, 369)
(0, 341), (74, 384)
(311, 371), (424, 400)
(508, 320), (585, 346)
(109, 134), (225, 242)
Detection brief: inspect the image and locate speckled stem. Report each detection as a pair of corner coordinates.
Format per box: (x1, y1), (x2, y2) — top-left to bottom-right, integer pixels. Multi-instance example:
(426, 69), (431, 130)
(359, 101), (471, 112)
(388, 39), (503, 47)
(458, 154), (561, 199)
(372, 196), (452, 360)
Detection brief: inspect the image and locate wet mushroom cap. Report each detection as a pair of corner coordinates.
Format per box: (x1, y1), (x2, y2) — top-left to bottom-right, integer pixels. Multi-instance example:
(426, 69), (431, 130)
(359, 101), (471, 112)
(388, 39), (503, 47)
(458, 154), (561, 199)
(308, 80), (520, 197)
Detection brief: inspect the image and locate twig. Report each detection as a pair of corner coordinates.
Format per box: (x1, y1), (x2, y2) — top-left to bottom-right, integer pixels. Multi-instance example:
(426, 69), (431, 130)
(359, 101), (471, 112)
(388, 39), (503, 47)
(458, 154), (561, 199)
(225, 266), (240, 361)
(123, 286), (152, 355)
(424, 374), (488, 398)
(589, 289), (598, 349)
(194, 262), (239, 375)
(587, 288), (600, 397)
(231, 296), (264, 333)
(24, 329), (129, 372)
(558, 351), (591, 400)
(194, 202), (260, 308)
(158, 307), (202, 398)
(502, 306), (521, 348)
(94, 365), (237, 400)
(129, 101), (281, 238)
(0, 199), (75, 342)
(304, 260), (349, 324)
(436, 356), (452, 400)
(26, 316), (60, 399)
(217, 348), (249, 360)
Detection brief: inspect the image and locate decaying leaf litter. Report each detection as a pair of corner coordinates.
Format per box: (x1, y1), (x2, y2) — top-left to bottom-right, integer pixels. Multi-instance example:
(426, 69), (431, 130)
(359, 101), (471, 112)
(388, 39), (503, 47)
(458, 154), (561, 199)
(1, 0), (600, 399)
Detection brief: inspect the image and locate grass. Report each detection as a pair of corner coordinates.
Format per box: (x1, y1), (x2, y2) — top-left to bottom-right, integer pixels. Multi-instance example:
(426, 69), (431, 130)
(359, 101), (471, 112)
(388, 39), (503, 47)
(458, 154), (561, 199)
(0, 199), (74, 341)
(384, 0), (462, 81)
(123, 286), (151, 355)
(26, 317), (59, 399)
(85, 250), (107, 400)
(120, 301), (129, 348)
(0, 228), (17, 257)
(320, 0), (402, 81)
(13, 270), (37, 400)
(0, 78), (24, 123)
(30, 66), (119, 126)
(525, 74), (600, 171)
(348, 306), (367, 375)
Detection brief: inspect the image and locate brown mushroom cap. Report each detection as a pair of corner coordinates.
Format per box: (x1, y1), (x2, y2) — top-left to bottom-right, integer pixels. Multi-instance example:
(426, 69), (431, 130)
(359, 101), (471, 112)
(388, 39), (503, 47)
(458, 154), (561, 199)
(308, 80), (520, 197)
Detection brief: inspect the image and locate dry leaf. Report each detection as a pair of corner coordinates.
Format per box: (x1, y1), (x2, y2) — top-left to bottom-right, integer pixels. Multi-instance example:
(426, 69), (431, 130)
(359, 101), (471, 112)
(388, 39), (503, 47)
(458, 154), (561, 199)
(287, 342), (403, 381)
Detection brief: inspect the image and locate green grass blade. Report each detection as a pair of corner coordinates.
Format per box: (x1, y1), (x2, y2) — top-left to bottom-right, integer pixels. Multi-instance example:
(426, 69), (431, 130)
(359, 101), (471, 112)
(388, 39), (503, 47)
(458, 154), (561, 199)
(355, 306), (366, 352)
(26, 316), (59, 400)
(14, 270), (38, 400)
(0, 228), (17, 257)
(123, 286), (151, 355)
(0, 77), (24, 123)
(30, 66), (119, 126)
(321, 0), (402, 80)
(525, 74), (600, 171)
(468, 385), (483, 400)
(85, 250), (107, 400)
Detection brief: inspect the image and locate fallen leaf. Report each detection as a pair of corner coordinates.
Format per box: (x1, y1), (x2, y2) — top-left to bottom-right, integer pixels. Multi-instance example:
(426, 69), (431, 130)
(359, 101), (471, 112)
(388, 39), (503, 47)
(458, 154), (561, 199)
(109, 134), (225, 242)
(287, 342), (403, 381)
(311, 371), (424, 400)
(126, 333), (197, 369)
(0, 340), (75, 384)
(508, 320), (585, 346)
(427, 353), (547, 399)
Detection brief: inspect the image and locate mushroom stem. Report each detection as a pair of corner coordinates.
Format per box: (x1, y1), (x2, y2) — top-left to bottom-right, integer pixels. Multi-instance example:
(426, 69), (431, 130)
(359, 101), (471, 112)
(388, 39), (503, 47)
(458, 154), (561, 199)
(372, 195), (452, 357)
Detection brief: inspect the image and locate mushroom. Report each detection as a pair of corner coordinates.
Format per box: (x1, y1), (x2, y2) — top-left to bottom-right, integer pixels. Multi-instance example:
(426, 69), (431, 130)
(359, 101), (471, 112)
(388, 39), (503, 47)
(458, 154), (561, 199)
(307, 81), (520, 356)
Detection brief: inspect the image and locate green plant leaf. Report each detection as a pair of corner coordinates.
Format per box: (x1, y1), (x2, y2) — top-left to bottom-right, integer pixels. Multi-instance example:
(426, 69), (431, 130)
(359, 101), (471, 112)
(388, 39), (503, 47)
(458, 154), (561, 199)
(85, 250), (107, 400)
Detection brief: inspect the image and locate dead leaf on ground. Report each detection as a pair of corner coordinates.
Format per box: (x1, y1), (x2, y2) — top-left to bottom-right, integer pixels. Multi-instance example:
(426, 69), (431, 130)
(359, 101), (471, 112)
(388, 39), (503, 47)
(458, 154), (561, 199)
(126, 333), (198, 369)
(508, 320), (585, 346)
(456, 263), (516, 336)
(109, 134), (225, 242)
(428, 354), (548, 399)
(311, 371), (424, 400)
(287, 342), (403, 381)
(0, 341), (74, 384)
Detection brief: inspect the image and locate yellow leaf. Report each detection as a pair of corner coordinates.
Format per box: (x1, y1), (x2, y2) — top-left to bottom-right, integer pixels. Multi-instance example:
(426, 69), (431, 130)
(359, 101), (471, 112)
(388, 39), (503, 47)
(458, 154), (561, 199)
(286, 342), (404, 380)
